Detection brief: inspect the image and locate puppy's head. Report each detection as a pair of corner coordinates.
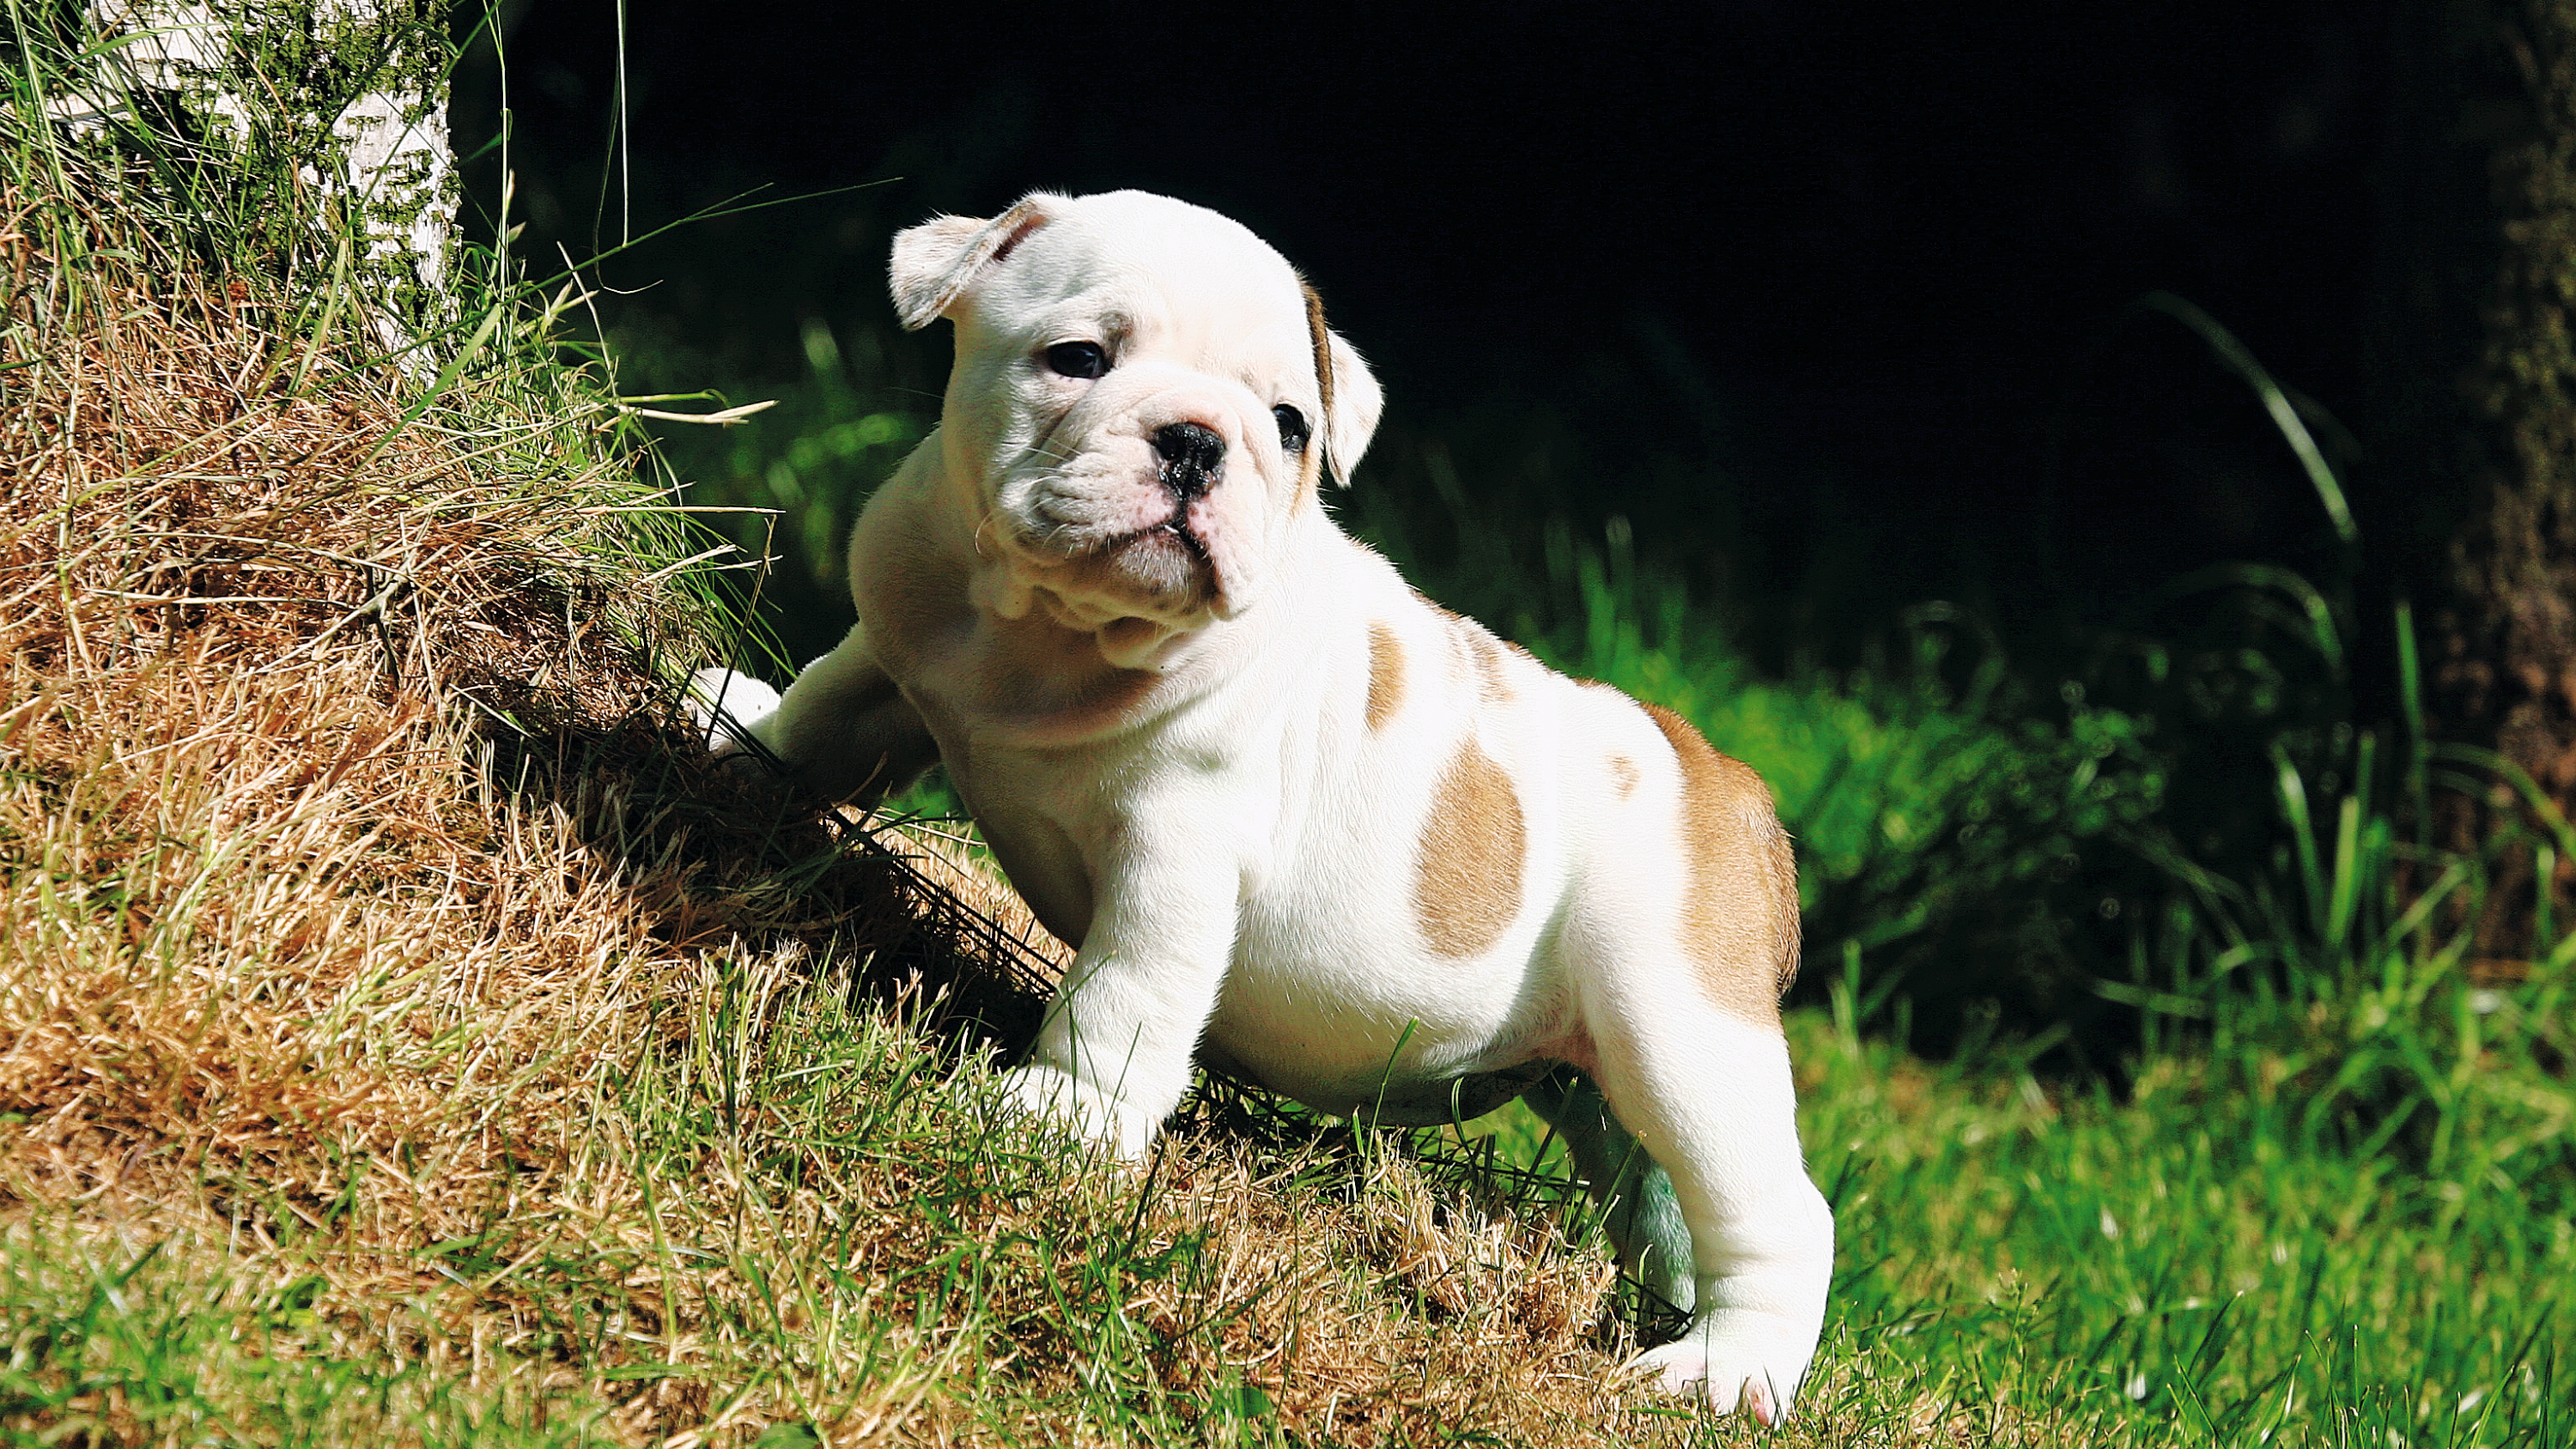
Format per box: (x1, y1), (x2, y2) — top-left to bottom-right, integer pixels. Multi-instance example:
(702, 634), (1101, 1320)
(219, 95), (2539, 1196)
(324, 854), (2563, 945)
(890, 191), (1382, 662)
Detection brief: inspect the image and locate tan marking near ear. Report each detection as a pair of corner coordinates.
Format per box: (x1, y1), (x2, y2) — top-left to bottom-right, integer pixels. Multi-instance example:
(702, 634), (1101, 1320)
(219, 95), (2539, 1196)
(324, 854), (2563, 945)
(1366, 621), (1406, 732)
(1609, 754), (1641, 799)
(1300, 280), (1336, 506)
(1303, 282), (1336, 415)
(1643, 704), (1800, 1024)
(987, 214), (1042, 269)
(1413, 737), (1525, 957)
(1295, 424), (1325, 500)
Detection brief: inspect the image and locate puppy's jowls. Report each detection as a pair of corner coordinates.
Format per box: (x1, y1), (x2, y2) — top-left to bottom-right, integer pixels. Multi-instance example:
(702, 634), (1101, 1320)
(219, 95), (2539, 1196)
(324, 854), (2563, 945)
(689, 191), (1835, 1422)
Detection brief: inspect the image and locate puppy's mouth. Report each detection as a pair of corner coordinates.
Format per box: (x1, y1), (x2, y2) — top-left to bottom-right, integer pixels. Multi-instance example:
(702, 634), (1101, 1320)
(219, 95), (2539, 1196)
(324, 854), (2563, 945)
(1010, 500), (1222, 624)
(1096, 507), (1218, 601)
(1085, 420), (1224, 586)
(1005, 426), (1236, 621)
(1135, 515), (1212, 569)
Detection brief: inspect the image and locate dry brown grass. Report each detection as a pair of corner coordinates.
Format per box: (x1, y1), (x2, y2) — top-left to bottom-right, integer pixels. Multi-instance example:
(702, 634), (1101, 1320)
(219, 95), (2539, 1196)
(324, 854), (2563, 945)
(0, 177), (1048, 1212)
(0, 166), (1783, 1447)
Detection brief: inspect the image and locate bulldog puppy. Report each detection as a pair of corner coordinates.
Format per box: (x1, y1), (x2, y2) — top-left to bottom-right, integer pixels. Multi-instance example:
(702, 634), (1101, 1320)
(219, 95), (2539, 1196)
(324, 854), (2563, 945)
(688, 191), (1834, 1422)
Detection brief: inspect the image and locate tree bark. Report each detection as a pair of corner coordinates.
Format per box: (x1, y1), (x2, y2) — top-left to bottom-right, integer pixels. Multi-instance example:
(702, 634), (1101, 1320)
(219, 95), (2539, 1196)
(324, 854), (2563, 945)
(2373, 0), (2576, 938)
(77, 0), (456, 337)
(2447, 2), (2576, 804)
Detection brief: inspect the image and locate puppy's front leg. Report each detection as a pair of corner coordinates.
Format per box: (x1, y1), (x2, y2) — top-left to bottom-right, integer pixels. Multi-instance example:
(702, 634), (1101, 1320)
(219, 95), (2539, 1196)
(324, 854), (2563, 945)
(998, 828), (1239, 1161)
(691, 621), (939, 803)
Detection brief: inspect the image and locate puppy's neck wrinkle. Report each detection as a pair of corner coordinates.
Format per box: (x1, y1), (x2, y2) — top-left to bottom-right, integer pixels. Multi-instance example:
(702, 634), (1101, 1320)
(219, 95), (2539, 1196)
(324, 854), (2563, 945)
(969, 597), (1168, 740)
(864, 443), (1195, 745)
(1020, 577), (1202, 672)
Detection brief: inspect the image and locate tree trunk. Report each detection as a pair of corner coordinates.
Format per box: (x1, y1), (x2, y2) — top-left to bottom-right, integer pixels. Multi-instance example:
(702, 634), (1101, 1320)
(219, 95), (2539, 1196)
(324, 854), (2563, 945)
(77, 0), (456, 339)
(2373, 0), (2576, 943)
(2450, 2), (2576, 798)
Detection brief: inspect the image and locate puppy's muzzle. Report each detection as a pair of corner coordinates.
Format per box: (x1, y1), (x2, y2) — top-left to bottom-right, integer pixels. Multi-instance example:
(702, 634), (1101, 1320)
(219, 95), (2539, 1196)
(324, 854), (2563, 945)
(1152, 421), (1224, 504)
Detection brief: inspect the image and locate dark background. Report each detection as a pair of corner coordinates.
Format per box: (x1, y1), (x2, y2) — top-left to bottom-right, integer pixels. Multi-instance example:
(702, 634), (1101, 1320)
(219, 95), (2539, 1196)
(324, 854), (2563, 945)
(455, 0), (2391, 677)
(445, 1), (2447, 1060)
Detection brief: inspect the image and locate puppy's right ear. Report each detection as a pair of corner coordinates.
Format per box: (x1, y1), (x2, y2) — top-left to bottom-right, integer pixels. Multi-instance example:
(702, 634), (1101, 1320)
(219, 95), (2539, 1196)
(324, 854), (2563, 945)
(889, 193), (1063, 330)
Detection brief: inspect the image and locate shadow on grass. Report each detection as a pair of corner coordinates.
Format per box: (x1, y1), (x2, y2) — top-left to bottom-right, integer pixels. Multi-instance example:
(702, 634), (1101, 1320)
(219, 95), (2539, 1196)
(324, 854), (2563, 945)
(477, 664), (1060, 1064)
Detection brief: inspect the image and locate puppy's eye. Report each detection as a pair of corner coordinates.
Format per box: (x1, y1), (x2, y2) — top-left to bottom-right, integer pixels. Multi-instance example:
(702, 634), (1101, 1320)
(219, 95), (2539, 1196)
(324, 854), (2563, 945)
(1273, 403), (1311, 452)
(1043, 341), (1109, 379)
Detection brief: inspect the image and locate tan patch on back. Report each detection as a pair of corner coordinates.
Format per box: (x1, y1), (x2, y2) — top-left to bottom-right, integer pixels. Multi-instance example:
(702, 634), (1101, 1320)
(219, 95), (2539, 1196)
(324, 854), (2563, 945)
(1406, 590), (1544, 707)
(1366, 621), (1406, 732)
(1643, 704), (1800, 1024)
(1608, 754), (1640, 799)
(1469, 627), (1516, 703)
(1413, 737), (1526, 957)
(1420, 605), (1516, 704)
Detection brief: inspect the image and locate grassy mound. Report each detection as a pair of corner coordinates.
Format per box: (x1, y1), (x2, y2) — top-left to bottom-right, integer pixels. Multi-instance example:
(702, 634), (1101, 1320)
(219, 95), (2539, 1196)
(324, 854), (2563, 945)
(0, 100), (1696, 1448)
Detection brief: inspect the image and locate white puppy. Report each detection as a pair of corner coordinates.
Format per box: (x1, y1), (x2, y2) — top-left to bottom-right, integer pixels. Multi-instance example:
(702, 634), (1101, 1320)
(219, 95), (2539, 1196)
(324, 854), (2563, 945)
(690, 191), (1834, 1422)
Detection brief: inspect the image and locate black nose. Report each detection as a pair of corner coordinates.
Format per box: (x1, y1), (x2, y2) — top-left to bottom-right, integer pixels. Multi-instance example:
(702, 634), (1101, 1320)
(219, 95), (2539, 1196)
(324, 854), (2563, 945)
(1151, 421), (1225, 500)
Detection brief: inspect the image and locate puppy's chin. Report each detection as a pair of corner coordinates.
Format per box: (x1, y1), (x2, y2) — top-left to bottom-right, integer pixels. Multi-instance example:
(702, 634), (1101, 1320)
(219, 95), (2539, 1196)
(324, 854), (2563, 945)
(1095, 525), (1212, 609)
(1012, 527), (1223, 637)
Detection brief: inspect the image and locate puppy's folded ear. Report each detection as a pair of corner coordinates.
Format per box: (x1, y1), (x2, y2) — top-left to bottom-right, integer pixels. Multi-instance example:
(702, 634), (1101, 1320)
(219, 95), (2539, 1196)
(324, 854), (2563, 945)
(1319, 329), (1383, 487)
(889, 193), (1064, 330)
(1299, 282), (1384, 488)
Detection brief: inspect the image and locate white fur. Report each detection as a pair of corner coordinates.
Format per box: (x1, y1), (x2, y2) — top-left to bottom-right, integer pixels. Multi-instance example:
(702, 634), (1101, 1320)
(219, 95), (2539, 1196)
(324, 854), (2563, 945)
(690, 191), (1834, 1422)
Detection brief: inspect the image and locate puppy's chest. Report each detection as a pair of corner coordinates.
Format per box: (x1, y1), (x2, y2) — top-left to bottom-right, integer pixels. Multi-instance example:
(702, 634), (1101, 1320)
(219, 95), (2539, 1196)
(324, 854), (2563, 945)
(1209, 743), (1575, 1070)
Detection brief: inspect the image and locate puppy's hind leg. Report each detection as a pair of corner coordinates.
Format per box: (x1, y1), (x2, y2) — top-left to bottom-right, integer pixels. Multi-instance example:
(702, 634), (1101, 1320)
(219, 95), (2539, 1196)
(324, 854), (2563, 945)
(1522, 1066), (1695, 1317)
(692, 622), (941, 804)
(1575, 973), (1834, 1426)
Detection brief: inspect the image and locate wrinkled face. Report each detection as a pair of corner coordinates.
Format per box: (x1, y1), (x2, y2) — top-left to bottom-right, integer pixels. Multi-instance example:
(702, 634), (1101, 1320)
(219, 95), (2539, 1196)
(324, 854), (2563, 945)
(892, 192), (1379, 646)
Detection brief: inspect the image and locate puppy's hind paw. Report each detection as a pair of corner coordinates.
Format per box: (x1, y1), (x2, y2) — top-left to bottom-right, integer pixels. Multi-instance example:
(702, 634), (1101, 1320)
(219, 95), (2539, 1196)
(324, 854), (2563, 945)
(1623, 1311), (1817, 1428)
(684, 667), (782, 757)
(996, 1064), (1158, 1163)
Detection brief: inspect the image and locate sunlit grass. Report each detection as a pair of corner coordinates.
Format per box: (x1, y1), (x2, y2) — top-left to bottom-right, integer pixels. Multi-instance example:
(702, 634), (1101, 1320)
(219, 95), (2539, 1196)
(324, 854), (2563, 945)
(18, 971), (2560, 1446)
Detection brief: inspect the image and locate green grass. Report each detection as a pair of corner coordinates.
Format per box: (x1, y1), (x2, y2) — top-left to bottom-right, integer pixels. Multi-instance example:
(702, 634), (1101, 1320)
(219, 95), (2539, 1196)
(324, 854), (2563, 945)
(1797, 1003), (2573, 1445)
(14, 966), (2564, 1446)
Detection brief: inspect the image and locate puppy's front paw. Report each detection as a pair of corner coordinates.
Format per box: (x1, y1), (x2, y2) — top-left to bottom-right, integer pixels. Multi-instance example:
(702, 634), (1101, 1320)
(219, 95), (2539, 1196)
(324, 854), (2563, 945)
(997, 1064), (1157, 1162)
(685, 668), (782, 757)
(1625, 1309), (1820, 1427)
